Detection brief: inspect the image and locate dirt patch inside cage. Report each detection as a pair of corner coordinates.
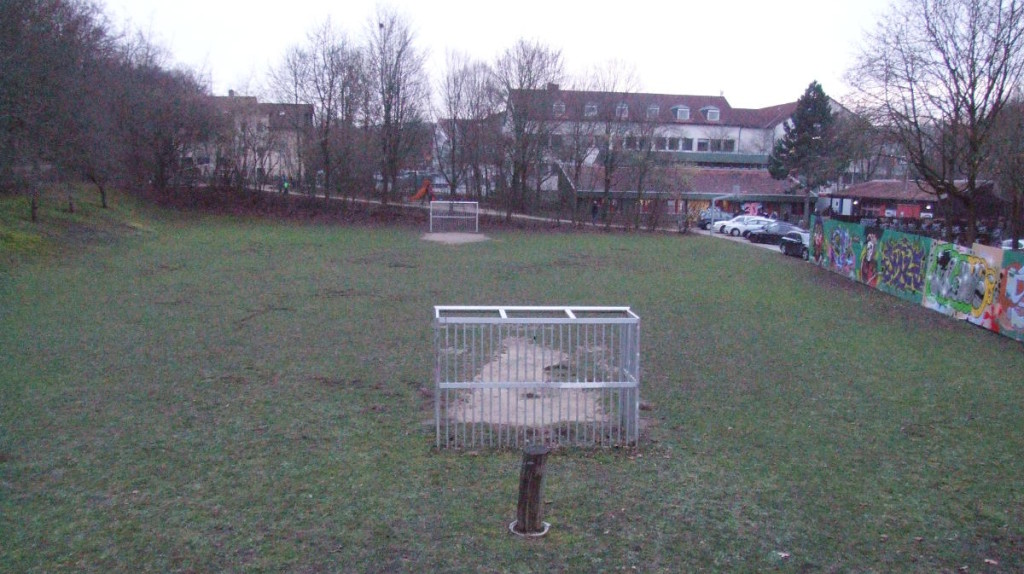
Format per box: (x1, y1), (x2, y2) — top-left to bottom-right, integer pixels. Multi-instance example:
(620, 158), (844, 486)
(448, 337), (608, 427)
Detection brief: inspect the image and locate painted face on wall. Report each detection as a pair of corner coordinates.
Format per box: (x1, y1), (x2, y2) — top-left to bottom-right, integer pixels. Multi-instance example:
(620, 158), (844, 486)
(812, 219), (825, 263)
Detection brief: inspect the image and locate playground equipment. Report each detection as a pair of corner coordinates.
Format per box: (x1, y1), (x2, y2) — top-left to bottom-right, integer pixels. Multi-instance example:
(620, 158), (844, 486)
(409, 179), (433, 202)
(433, 306), (641, 448)
(429, 201), (479, 233)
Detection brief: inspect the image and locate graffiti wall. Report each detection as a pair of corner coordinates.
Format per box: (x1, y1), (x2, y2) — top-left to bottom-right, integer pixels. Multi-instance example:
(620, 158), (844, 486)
(809, 217), (1020, 343)
(876, 230), (931, 304)
(999, 249), (1024, 341)
(813, 218), (865, 280)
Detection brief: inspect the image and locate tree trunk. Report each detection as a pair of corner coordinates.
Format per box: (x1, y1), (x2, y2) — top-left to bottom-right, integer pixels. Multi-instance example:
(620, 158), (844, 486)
(514, 445), (550, 535)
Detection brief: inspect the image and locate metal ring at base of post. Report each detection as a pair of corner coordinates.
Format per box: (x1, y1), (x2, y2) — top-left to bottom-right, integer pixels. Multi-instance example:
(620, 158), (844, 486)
(508, 520), (550, 537)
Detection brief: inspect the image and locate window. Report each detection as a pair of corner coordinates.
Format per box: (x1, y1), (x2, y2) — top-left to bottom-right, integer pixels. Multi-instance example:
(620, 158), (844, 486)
(647, 104), (660, 119)
(549, 134), (563, 149)
(710, 139), (735, 152)
(584, 103), (598, 117)
(624, 135), (637, 150)
(708, 139), (735, 152)
(616, 103), (629, 120)
(667, 137), (680, 151)
(703, 107), (720, 121)
(552, 101), (566, 116)
(672, 106), (690, 120)
(655, 137), (668, 151)
(681, 138), (694, 151)
(696, 138), (710, 151)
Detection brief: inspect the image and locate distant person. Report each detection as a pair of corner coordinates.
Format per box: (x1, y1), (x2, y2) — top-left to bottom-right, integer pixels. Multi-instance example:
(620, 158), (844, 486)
(591, 200), (599, 224)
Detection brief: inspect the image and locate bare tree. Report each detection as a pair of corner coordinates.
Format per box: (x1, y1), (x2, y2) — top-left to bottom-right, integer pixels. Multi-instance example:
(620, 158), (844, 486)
(493, 39), (565, 219)
(628, 101), (662, 230)
(435, 52), (502, 202)
(365, 6), (429, 205)
(553, 75), (600, 224)
(592, 60), (639, 228)
(990, 94), (1024, 247)
(267, 45), (313, 190)
(847, 0), (1024, 244)
(269, 20), (365, 199)
(434, 51), (475, 197)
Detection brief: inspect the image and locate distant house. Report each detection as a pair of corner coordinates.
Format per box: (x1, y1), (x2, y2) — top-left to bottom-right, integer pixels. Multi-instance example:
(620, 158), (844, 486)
(505, 84), (815, 218)
(183, 91), (313, 188)
(821, 179), (1004, 224)
(510, 84), (795, 168)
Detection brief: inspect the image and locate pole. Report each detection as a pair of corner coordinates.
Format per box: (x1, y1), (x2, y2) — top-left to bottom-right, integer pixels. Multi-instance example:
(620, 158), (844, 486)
(512, 444), (551, 536)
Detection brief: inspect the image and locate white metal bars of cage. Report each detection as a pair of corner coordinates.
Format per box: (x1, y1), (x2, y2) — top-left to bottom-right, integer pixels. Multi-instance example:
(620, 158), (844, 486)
(429, 200), (479, 233)
(433, 306), (640, 449)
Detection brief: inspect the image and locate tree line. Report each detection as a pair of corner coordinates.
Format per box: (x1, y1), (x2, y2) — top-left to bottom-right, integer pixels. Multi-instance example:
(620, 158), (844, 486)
(1, 0), (220, 220)
(769, 0), (1024, 246)
(3, 0), (1023, 244)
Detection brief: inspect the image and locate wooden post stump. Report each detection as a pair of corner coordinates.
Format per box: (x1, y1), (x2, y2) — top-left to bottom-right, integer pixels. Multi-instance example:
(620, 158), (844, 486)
(512, 444), (551, 536)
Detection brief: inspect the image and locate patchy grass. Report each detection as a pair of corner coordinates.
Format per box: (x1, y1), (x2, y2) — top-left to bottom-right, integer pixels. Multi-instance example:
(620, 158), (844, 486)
(1, 202), (1023, 572)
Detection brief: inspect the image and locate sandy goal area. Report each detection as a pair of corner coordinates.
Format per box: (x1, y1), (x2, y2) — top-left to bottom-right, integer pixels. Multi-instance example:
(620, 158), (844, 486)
(448, 336), (606, 427)
(421, 232), (489, 245)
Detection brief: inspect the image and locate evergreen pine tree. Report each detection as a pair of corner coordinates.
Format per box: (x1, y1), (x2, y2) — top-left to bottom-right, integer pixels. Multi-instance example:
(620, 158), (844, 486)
(767, 81), (848, 191)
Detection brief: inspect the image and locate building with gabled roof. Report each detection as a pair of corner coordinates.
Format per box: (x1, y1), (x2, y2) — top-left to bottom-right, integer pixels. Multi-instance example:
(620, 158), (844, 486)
(182, 92), (313, 188)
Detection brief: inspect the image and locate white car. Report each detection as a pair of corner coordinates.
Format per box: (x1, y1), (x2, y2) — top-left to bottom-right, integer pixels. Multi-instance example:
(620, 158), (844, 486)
(716, 215), (757, 234)
(720, 216), (773, 237)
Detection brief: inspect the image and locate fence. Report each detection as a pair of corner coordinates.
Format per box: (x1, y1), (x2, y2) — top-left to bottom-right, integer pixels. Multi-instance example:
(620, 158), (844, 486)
(808, 216), (1024, 344)
(433, 306), (640, 448)
(430, 201), (479, 233)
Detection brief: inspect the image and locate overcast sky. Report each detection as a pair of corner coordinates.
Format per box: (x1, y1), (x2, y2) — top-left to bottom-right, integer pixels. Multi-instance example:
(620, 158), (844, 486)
(105, 0), (893, 110)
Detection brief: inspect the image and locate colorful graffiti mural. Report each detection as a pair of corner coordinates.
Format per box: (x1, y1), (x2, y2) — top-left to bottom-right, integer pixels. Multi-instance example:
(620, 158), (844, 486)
(876, 231), (931, 304)
(858, 229), (882, 287)
(924, 242), (1000, 323)
(806, 218), (1022, 344)
(999, 249), (1024, 341)
(811, 217), (826, 265)
(819, 219), (862, 279)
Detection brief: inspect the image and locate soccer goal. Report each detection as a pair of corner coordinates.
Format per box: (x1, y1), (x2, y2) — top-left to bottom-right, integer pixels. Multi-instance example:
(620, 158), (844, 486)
(429, 200), (479, 233)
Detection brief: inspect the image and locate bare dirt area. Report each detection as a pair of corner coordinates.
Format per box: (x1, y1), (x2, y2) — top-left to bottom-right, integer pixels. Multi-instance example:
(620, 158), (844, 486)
(450, 337), (606, 427)
(421, 232), (489, 245)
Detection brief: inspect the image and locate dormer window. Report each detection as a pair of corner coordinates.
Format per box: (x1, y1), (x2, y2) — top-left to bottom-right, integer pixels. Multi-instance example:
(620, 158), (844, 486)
(616, 103), (629, 120)
(646, 104), (659, 119)
(672, 105), (690, 120)
(584, 102), (598, 117)
(703, 106), (720, 121)
(552, 101), (566, 117)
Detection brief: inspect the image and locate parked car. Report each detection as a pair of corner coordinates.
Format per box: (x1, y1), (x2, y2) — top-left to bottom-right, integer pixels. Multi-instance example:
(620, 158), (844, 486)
(780, 230), (810, 259)
(747, 221), (803, 244)
(698, 208), (732, 230)
(1002, 238), (1024, 250)
(720, 216), (772, 237)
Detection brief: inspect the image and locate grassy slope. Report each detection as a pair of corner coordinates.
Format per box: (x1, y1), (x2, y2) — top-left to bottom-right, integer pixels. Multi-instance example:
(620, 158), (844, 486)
(1, 194), (1022, 572)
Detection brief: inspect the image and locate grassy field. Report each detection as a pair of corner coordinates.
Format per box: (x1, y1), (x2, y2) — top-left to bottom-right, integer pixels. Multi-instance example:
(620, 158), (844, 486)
(2, 192), (1023, 572)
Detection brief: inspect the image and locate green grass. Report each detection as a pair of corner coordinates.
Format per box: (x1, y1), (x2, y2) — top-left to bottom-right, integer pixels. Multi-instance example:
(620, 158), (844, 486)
(2, 195), (1023, 572)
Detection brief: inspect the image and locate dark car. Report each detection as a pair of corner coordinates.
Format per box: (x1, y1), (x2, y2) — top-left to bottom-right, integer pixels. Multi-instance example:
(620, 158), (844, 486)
(748, 221), (803, 244)
(697, 208), (731, 230)
(779, 230), (810, 259)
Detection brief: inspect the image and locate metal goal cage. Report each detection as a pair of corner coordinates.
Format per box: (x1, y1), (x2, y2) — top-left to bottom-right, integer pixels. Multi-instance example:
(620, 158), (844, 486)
(429, 200), (480, 233)
(433, 306), (640, 449)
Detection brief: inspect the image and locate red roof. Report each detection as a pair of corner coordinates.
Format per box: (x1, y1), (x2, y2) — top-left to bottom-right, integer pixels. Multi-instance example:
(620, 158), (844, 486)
(828, 180), (944, 202)
(689, 167), (796, 195)
(572, 165), (795, 196)
(511, 87), (796, 129)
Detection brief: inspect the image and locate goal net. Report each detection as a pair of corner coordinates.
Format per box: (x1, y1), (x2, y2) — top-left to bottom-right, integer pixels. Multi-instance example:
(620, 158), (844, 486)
(429, 201), (480, 233)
